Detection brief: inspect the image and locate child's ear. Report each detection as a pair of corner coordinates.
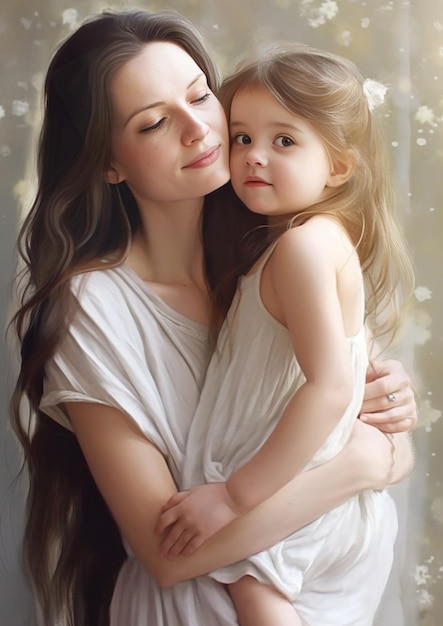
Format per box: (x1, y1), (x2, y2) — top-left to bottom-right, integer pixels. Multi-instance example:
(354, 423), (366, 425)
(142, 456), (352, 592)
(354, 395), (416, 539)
(326, 149), (357, 188)
(104, 164), (124, 185)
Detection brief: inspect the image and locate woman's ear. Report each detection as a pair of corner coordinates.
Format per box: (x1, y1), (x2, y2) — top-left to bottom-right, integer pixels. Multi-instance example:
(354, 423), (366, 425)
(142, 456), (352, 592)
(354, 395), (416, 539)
(104, 164), (124, 185)
(326, 148), (357, 188)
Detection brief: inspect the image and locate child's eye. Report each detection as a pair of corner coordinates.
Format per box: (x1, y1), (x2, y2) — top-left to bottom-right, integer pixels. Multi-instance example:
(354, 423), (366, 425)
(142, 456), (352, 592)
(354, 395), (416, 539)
(233, 134), (252, 145)
(275, 136), (294, 147)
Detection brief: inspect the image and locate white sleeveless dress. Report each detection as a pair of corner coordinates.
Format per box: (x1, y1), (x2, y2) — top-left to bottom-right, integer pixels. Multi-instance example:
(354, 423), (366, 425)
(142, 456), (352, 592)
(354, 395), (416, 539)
(40, 265), (239, 626)
(181, 245), (398, 626)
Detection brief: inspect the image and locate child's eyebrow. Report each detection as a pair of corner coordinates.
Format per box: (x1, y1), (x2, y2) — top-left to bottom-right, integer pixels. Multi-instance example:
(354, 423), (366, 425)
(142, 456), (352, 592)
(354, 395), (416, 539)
(230, 120), (306, 134)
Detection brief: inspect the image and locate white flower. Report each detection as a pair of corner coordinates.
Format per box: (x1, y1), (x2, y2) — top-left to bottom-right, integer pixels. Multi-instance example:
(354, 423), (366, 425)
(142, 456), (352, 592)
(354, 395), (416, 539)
(302, 0), (338, 28)
(319, 0), (338, 20)
(414, 286), (433, 302)
(0, 105), (5, 119)
(20, 18), (32, 31)
(62, 9), (79, 28)
(418, 399), (442, 430)
(417, 589), (434, 609)
(415, 565), (431, 586)
(400, 309), (431, 346)
(308, 16), (326, 28)
(363, 79), (388, 111)
(415, 105), (436, 126)
(12, 100), (29, 116)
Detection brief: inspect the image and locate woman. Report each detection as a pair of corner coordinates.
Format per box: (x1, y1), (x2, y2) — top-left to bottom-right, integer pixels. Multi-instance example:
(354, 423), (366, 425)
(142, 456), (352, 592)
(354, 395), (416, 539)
(10, 10), (416, 626)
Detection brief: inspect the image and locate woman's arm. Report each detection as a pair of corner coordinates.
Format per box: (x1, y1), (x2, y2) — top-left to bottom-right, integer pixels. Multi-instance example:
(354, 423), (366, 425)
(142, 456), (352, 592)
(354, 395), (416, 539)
(67, 400), (412, 588)
(164, 421), (413, 585)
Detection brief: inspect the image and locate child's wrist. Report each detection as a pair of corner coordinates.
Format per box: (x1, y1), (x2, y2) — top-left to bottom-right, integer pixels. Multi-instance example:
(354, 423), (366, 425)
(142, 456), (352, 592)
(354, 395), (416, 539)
(224, 480), (249, 515)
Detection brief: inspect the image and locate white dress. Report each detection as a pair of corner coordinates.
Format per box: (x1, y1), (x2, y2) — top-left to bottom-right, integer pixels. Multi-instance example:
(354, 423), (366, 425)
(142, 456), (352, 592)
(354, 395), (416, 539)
(40, 265), (239, 626)
(181, 246), (398, 626)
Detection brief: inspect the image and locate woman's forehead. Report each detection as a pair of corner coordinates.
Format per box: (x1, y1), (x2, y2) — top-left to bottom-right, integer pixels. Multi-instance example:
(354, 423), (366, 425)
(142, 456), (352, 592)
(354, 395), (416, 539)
(109, 42), (204, 121)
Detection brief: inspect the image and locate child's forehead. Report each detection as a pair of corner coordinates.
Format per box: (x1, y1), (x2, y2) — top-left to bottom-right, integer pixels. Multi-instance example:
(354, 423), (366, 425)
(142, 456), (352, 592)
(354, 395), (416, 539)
(231, 85), (300, 118)
(231, 83), (277, 105)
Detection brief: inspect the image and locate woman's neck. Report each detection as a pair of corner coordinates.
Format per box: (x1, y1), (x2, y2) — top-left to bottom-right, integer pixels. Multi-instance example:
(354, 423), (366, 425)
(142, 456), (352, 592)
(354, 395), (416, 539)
(124, 198), (211, 326)
(127, 198), (205, 285)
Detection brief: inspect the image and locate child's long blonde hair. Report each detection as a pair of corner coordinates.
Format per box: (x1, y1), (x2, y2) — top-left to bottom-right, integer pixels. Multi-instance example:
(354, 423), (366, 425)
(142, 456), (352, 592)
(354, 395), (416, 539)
(220, 43), (415, 346)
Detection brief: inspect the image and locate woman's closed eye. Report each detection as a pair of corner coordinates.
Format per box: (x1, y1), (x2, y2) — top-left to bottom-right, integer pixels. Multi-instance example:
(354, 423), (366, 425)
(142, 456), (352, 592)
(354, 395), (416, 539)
(138, 94), (211, 134)
(192, 92), (211, 105)
(139, 118), (167, 134)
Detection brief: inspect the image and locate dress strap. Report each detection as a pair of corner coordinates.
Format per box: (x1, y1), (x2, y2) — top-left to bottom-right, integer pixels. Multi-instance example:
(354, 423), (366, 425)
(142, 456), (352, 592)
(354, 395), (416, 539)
(250, 239), (281, 278)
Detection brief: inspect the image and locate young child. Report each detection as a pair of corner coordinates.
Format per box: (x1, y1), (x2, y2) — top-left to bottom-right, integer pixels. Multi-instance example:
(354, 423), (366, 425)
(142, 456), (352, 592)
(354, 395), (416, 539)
(157, 43), (415, 625)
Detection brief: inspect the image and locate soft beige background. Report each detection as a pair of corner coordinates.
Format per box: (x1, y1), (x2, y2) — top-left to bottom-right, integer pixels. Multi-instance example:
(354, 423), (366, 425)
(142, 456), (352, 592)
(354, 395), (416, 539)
(0, 1), (441, 625)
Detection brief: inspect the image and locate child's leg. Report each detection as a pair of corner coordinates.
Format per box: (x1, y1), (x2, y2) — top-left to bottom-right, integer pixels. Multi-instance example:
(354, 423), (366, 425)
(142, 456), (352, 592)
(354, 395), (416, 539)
(228, 576), (302, 626)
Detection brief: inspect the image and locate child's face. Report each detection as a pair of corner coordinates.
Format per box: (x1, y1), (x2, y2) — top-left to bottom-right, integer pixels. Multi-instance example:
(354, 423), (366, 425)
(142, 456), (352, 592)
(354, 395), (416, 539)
(229, 85), (333, 220)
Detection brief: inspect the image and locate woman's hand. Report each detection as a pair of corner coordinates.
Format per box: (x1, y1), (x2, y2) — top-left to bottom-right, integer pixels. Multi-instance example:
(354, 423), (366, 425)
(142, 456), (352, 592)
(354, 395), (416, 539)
(360, 359), (417, 433)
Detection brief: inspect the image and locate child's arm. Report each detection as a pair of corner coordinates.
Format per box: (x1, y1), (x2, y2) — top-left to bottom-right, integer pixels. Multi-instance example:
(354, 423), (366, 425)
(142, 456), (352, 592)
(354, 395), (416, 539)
(225, 223), (356, 511)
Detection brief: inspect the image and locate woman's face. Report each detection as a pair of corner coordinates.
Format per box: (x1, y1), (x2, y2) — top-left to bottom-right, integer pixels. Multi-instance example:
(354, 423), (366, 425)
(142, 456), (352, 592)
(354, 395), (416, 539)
(107, 42), (230, 208)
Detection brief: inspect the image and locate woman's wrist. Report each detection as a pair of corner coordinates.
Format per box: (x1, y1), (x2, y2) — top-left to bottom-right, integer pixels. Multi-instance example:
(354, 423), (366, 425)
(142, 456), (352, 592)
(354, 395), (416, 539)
(389, 432), (415, 484)
(347, 420), (395, 491)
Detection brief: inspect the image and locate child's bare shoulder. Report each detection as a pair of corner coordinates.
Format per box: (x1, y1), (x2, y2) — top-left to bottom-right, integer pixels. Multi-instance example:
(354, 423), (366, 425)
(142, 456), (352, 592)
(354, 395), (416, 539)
(277, 216), (351, 256)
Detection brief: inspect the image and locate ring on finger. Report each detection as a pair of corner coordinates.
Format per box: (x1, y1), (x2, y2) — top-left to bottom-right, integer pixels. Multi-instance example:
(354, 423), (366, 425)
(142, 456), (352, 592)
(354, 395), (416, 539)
(387, 392), (397, 402)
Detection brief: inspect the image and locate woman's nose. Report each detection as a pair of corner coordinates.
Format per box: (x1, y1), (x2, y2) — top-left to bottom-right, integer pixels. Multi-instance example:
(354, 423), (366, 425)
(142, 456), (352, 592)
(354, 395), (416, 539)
(182, 110), (210, 145)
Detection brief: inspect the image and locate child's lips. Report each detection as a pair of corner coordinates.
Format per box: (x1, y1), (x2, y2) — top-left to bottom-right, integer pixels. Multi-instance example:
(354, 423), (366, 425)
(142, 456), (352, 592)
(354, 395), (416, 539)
(244, 176), (271, 187)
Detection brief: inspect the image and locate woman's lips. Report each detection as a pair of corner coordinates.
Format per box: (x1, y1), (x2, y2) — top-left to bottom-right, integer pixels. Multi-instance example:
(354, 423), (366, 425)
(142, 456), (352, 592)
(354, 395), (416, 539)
(183, 146), (220, 168)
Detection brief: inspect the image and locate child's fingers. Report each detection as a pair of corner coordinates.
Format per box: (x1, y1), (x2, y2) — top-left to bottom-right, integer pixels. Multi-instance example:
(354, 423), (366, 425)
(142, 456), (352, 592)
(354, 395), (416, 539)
(181, 535), (205, 556)
(159, 525), (194, 558)
(168, 529), (197, 558)
(160, 490), (189, 512)
(155, 506), (179, 534)
(159, 522), (184, 556)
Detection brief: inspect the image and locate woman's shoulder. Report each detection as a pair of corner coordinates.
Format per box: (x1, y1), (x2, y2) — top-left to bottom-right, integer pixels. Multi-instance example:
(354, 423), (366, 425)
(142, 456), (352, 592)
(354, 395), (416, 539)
(68, 265), (146, 328)
(69, 264), (137, 303)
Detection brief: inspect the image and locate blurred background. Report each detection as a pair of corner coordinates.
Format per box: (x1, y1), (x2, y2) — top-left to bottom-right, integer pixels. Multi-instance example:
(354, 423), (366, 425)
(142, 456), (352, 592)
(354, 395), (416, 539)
(0, 1), (441, 624)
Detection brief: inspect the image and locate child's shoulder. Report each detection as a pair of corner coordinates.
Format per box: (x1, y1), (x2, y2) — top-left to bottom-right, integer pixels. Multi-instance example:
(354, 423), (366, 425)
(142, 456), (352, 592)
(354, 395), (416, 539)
(279, 215), (349, 251)
(271, 216), (355, 275)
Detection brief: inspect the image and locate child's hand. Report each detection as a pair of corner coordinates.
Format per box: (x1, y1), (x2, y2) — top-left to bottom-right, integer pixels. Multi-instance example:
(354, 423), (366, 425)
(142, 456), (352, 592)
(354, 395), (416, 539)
(155, 482), (239, 558)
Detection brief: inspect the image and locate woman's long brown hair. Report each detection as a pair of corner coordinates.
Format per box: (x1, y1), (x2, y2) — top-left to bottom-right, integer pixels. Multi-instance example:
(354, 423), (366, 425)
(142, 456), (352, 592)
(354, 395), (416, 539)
(9, 10), (257, 625)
